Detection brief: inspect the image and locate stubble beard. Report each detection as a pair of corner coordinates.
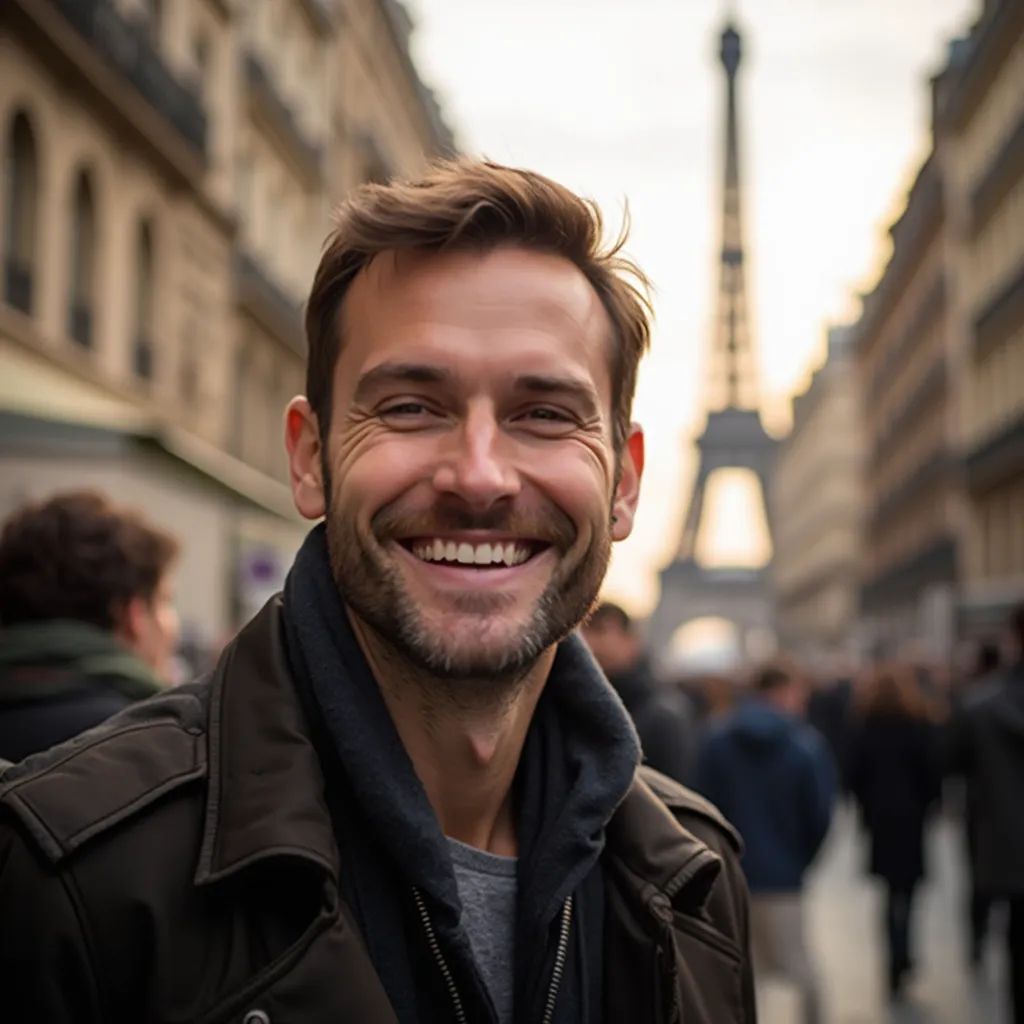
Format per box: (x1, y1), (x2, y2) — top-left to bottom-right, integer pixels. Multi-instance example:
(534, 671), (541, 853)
(322, 484), (612, 703)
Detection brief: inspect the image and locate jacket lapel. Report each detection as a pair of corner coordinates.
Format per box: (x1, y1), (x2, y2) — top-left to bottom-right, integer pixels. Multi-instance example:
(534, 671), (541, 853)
(194, 597), (338, 886)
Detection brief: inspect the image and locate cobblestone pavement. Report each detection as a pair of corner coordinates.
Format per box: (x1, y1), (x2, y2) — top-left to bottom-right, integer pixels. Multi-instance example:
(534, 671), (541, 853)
(758, 803), (1008, 1024)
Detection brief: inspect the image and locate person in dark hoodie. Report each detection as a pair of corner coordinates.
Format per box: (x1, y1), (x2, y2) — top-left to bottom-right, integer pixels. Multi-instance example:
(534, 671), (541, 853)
(582, 601), (696, 783)
(948, 602), (1024, 1024)
(0, 490), (179, 762)
(696, 662), (835, 1024)
(0, 161), (755, 1024)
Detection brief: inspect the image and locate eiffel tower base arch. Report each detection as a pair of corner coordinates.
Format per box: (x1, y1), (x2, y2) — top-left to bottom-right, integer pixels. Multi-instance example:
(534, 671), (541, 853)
(647, 558), (775, 674)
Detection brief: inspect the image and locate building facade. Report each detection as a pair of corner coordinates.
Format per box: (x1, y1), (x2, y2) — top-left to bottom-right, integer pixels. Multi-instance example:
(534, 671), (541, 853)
(853, 0), (1024, 656)
(854, 151), (957, 657)
(0, 0), (453, 664)
(771, 326), (864, 661)
(935, 0), (1024, 636)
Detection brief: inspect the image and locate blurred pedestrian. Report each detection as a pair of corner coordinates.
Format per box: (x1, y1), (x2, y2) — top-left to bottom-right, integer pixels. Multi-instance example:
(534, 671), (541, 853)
(0, 491), (179, 762)
(956, 640), (1003, 969)
(848, 663), (941, 998)
(696, 662), (836, 1024)
(948, 603), (1024, 1024)
(582, 601), (697, 783)
(807, 673), (854, 789)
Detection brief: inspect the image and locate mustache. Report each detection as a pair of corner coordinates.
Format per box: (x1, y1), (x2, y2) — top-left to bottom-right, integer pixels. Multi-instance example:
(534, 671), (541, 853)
(371, 501), (577, 550)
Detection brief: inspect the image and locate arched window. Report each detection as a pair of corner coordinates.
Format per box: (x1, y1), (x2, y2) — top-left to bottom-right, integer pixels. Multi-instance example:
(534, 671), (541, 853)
(4, 111), (38, 314)
(133, 220), (155, 380)
(67, 169), (96, 348)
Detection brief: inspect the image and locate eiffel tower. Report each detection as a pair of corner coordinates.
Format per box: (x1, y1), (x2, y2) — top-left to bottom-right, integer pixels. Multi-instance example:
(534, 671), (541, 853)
(647, 18), (776, 666)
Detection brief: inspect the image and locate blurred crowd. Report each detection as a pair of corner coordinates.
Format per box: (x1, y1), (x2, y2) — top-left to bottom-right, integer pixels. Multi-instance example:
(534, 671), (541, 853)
(583, 599), (1024, 1023)
(1, 489), (1023, 1022)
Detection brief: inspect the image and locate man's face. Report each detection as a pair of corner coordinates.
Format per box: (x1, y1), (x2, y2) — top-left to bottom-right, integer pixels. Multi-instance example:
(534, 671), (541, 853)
(287, 246), (643, 681)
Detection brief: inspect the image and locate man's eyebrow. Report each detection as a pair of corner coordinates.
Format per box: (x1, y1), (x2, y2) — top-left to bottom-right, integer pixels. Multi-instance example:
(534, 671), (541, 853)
(512, 374), (601, 414)
(353, 362), (453, 402)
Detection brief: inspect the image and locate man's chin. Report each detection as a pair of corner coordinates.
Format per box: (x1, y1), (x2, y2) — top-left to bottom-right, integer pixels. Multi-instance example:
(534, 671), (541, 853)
(399, 616), (545, 681)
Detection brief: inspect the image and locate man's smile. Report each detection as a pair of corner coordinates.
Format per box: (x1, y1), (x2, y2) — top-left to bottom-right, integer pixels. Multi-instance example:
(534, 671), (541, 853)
(390, 537), (557, 589)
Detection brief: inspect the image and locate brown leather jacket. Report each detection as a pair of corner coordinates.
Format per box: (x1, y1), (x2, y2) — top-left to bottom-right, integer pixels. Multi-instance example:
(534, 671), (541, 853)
(0, 601), (755, 1023)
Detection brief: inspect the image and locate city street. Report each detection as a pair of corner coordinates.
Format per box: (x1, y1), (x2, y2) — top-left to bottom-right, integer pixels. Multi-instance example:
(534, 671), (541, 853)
(760, 804), (1008, 1024)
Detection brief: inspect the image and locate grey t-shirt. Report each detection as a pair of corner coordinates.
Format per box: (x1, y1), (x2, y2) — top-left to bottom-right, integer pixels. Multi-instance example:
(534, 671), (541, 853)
(447, 837), (517, 1024)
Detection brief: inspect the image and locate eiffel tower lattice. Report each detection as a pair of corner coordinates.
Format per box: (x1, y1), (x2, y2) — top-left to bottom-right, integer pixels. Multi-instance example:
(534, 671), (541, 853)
(647, 19), (777, 667)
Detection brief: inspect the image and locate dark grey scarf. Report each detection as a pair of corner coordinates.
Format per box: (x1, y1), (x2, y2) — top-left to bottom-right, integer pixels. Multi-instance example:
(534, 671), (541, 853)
(282, 525), (640, 1022)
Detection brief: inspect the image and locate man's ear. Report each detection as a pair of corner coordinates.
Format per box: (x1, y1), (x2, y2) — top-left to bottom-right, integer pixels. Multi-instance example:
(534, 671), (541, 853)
(114, 595), (147, 647)
(285, 396), (327, 520)
(611, 424), (644, 542)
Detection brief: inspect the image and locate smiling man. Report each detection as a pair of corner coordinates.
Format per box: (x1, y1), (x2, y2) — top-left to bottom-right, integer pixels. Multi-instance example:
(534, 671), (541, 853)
(0, 161), (754, 1023)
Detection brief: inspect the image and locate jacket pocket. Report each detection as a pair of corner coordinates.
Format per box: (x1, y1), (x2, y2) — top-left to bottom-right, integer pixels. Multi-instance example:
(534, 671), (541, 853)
(674, 911), (743, 964)
(196, 892), (399, 1024)
(670, 914), (746, 1023)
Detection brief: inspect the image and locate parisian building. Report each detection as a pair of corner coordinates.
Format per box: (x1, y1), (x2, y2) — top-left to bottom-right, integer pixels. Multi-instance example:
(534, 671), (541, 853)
(936, 0), (1024, 638)
(0, 0), (454, 665)
(854, 0), (1023, 656)
(770, 326), (864, 663)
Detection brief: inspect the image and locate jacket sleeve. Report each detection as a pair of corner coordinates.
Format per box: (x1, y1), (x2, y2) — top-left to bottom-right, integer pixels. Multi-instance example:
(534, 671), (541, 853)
(699, 816), (757, 1023)
(0, 817), (104, 1023)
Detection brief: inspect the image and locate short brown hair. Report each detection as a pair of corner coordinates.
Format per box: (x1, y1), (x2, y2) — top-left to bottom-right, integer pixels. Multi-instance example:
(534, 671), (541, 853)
(305, 159), (653, 451)
(0, 490), (179, 629)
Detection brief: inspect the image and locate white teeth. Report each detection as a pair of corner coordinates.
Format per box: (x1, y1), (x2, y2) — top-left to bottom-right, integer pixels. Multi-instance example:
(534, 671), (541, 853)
(408, 539), (534, 567)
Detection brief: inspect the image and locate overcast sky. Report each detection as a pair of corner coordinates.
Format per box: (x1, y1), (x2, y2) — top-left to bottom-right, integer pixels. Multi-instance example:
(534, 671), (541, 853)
(404, 0), (977, 617)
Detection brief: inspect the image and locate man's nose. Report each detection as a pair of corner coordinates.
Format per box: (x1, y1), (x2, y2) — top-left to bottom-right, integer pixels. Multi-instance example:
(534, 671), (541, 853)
(431, 405), (521, 509)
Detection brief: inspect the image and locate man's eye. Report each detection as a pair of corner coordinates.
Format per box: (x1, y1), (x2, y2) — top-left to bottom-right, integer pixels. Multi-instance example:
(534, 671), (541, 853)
(527, 407), (573, 422)
(380, 402), (432, 417)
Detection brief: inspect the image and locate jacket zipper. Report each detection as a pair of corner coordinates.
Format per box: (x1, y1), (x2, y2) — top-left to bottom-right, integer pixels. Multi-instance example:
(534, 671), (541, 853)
(412, 885), (468, 1024)
(541, 893), (574, 1024)
(412, 887), (575, 1024)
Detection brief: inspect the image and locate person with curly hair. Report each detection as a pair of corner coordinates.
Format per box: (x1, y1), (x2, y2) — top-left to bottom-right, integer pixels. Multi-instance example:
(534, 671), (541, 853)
(0, 489), (179, 761)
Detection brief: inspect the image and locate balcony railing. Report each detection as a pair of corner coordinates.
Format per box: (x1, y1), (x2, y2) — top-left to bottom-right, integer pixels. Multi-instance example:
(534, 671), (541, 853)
(48, 0), (206, 155)
(4, 258), (33, 314)
(244, 52), (321, 185)
(234, 251), (305, 356)
(974, 261), (1024, 360)
(966, 408), (1024, 492)
(972, 107), (1024, 234)
(68, 300), (93, 348)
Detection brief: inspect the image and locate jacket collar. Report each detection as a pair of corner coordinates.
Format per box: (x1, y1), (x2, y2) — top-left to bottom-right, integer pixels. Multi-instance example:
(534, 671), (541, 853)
(194, 597), (337, 885)
(193, 597), (723, 913)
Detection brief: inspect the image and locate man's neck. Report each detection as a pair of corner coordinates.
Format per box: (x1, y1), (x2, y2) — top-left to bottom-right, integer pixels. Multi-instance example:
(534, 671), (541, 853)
(348, 615), (555, 857)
